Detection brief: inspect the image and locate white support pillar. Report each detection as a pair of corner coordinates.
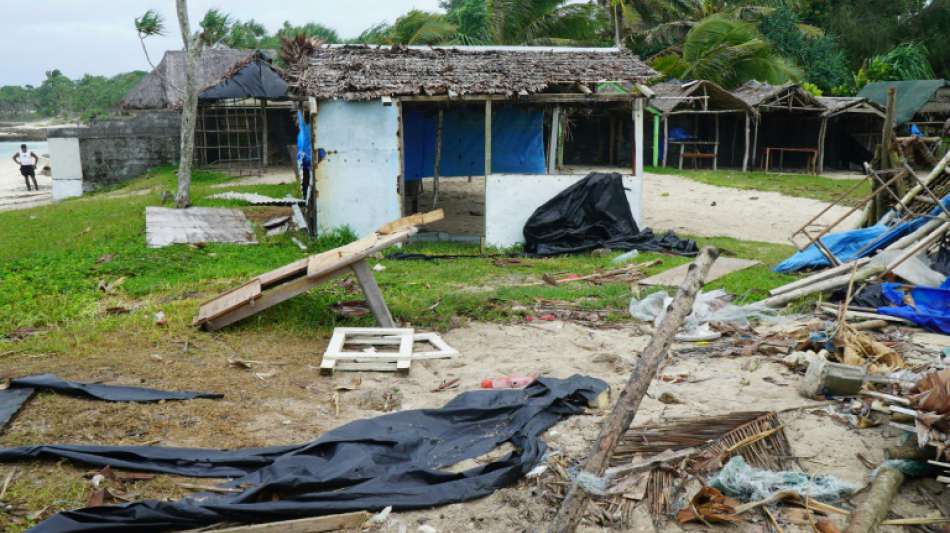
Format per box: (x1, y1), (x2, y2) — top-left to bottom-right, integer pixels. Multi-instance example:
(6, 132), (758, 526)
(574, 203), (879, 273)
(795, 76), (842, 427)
(633, 97), (645, 178)
(547, 105), (560, 174)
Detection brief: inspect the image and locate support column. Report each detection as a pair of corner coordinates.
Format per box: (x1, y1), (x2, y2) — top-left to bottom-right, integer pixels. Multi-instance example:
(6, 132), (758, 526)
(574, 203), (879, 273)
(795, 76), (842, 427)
(662, 116), (669, 168)
(547, 105), (560, 174)
(817, 116), (828, 174)
(742, 112), (751, 172)
(260, 99), (269, 168)
(484, 100), (493, 175)
(432, 109), (444, 209)
(633, 98), (644, 177)
(352, 259), (395, 328)
(713, 113), (720, 171)
(652, 112), (660, 168)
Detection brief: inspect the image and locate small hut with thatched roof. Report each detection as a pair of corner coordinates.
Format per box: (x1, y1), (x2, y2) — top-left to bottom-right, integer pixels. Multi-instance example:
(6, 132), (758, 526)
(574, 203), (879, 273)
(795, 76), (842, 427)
(288, 45), (656, 246)
(650, 80), (757, 171)
(816, 96), (885, 172)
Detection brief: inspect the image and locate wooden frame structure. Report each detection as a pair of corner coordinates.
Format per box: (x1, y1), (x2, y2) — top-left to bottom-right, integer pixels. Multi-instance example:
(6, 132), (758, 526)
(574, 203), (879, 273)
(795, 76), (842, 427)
(193, 210), (444, 331)
(734, 82), (825, 173)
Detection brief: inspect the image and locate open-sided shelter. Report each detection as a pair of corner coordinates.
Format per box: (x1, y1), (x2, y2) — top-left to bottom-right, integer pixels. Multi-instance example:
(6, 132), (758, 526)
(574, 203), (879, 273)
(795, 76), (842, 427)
(289, 45), (656, 247)
(816, 96), (885, 172)
(734, 81), (826, 174)
(858, 80), (950, 135)
(122, 49), (295, 174)
(651, 80), (756, 171)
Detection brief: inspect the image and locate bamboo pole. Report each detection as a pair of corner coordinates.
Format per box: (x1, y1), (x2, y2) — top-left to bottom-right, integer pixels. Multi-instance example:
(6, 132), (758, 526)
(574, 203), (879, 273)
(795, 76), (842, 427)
(898, 148), (950, 207)
(549, 247), (720, 533)
(742, 112), (750, 172)
(843, 465), (905, 533)
(548, 105), (560, 174)
(662, 116), (669, 167)
(760, 263), (886, 308)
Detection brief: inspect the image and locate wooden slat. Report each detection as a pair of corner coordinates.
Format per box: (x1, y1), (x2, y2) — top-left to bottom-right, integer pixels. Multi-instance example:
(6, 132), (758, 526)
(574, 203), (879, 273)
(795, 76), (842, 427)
(187, 511), (370, 532)
(258, 258), (310, 288)
(306, 229), (415, 279)
(351, 259), (395, 327)
(377, 209), (444, 235)
(194, 279), (262, 325)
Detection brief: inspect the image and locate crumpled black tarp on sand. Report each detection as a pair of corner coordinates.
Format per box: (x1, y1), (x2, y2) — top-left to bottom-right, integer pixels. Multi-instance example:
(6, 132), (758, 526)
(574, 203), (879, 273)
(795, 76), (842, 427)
(523, 172), (698, 257)
(1, 375), (607, 533)
(0, 374), (222, 432)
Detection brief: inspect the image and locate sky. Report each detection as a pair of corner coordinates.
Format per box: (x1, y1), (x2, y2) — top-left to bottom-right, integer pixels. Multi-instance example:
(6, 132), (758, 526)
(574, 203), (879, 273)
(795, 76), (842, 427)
(0, 0), (444, 87)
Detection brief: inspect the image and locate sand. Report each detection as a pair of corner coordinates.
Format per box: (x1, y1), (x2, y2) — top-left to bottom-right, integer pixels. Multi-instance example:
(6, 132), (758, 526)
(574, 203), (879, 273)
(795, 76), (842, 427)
(0, 157), (52, 211)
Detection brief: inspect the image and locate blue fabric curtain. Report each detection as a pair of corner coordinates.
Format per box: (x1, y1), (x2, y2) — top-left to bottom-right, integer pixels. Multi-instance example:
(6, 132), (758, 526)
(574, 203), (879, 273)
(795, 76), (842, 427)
(404, 105), (545, 181)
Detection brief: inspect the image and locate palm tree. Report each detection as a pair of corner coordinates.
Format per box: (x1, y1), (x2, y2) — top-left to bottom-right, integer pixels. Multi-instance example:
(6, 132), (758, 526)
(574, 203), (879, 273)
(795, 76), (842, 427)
(488, 0), (611, 45)
(650, 15), (801, 88)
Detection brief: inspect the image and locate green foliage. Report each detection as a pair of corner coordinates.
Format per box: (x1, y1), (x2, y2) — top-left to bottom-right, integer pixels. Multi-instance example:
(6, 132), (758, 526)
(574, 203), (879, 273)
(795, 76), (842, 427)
(800, 81), (821, 96)
(199, 8), (232, 46)
(134, 9), (165, 38)
(487, 0), (611, 45)
(651, 15), (801, 89)
(0, 70), (146, 120)
(390, 10), (461, 45)
(758, 5), (849, 92)
(865, 42), (935, 82)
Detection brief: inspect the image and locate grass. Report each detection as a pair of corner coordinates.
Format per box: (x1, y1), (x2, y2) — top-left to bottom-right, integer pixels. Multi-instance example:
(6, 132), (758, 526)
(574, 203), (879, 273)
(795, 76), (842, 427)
(648, 165), (871, 205)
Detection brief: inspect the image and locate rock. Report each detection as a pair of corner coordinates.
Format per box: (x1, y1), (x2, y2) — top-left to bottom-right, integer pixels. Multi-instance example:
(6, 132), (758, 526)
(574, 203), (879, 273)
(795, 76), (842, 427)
(591, 248), (612, 257)
(355, 388), (403, 412)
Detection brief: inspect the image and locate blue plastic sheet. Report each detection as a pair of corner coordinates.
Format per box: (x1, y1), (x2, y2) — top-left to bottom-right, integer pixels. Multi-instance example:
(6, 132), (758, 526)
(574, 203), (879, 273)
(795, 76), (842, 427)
(404, 106), (545, 181)
(878, 279), (950, 334)
(296, 111), (311, 165)
(775, 193), (950, 273)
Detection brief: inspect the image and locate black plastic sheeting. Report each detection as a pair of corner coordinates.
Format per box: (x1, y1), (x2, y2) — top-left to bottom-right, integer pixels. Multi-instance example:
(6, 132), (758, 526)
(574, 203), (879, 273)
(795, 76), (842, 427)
(3, 376), (607, 533)
(830, 282), (890, 309)
(200, 56), (288, 101)
(523, 173), (698, 257)
(0, 374), (222, 432)
(933, 240), (950, 276)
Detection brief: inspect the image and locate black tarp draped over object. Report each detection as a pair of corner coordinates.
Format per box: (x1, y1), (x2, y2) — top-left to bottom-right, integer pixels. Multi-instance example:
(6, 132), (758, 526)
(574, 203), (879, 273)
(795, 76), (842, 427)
(523, 173), (698, 257)
(199, 55), (288, 101)
(2, 375), (607, 533)
(0, 374), (222, 432)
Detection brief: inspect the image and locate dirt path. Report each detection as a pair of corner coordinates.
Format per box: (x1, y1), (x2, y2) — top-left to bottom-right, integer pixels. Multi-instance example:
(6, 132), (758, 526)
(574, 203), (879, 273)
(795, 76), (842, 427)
(643, 172), (861, 244)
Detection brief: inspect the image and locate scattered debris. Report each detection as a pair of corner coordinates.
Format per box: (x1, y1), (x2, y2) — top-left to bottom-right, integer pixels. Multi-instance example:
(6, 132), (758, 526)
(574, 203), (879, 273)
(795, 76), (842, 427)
(145, 207), (257, 248)
(321, 328), (459, 375)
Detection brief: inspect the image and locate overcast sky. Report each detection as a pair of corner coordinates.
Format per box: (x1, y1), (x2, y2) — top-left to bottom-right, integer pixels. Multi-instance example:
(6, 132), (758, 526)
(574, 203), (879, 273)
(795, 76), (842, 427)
(1, 0), (444, 87)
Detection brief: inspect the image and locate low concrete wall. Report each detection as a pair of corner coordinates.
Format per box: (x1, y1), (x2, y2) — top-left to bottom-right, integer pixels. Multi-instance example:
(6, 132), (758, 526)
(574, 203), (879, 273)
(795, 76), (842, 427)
(48, 111), (180, 194)
(485, 173), (643, 249)
(48, 137), (83, 200)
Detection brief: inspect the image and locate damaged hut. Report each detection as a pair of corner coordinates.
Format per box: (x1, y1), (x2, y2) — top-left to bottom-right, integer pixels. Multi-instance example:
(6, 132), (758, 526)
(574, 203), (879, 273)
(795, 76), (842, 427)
(121, 48), (295, 174)
(858, 79), (950, 136)
(650, 80), (756, 171)
(734, 81), (826, 174)
(288, 45), (656, 247)
(816, 96), (885, 172)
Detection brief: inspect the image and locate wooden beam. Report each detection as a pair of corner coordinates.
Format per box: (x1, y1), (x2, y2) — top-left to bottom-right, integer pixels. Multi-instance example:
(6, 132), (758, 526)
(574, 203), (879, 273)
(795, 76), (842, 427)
(742, 112), (751, 172)
(432, 109), (444, 209)
(817, 116), (828, 174)
(652, 112), (660, 167)
(484, 99), (493, 175)
(377, 209), (444, 235)
(351, 258), (396, 328)
(713, 113), (720, 171)
(633, 98), (644, 177)
(397, 93), (637, 104)
(185, 511), (371, 533)
(260, 99), (269, 168)
(662, 116), (669, 167)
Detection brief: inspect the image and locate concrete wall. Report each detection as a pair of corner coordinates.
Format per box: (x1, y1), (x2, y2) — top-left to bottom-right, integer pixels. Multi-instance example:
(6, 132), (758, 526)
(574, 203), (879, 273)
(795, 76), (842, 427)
(485, 173), (643, 249)
(48, 111), (180, 193)
(315, 100), (401, 237)
(48, 137), (83, 200)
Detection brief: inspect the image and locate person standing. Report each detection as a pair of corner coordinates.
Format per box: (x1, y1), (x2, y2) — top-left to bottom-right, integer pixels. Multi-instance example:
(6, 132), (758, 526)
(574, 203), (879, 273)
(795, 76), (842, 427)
(12, 144), (39, 191)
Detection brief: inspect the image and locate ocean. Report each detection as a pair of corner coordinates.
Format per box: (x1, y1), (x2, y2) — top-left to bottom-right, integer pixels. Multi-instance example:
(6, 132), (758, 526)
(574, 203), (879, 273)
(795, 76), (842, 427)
(0, 140), (49, 158)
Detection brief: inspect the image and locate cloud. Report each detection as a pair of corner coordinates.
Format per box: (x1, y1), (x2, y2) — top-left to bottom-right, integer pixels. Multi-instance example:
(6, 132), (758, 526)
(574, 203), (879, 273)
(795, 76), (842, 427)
(0, 0), (443, 86)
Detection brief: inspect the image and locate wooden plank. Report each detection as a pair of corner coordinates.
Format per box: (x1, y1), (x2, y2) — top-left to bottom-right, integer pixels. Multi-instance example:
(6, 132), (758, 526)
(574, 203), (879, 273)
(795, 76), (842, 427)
(352, 259), (396, 328)
(307, 230), (413, 279)
(194, 279), (262, 325)
(187, 511), (370, 532)
(322, 328), (414, 375)
(639, 257), (759, 287)
(377, 209), (444, 235)
(258, 258), (310, 288)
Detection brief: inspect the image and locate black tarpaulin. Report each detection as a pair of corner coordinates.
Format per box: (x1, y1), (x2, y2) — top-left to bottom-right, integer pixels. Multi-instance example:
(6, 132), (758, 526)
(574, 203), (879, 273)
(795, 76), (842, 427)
(200, 55), (288, 101)
(4, 375), (607, 533)
(523, 173), (698, 257)
(0, 374), (222, 432)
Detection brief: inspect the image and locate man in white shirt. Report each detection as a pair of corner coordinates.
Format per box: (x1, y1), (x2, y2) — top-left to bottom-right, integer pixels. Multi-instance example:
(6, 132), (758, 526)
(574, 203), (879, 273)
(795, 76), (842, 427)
(12, 144), (39, 191)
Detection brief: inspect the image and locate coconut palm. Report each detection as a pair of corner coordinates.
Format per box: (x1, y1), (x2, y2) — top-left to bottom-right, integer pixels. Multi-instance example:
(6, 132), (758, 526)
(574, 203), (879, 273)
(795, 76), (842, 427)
(650, 15), (801, 88)
(488, 0), (611, 45)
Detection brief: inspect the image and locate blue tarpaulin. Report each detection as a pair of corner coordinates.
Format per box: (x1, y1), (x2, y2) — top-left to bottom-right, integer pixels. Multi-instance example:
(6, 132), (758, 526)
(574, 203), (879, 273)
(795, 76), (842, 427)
(775, 193), (950, 273)
(878, 278), (950, 334)
(296, 111), (311, 166)
(404, 106), (545, 181)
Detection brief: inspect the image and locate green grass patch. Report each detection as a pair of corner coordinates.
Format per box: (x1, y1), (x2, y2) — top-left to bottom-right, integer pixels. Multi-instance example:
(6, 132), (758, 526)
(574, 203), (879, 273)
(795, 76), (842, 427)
(0, 166), (799, 356)
(648, 166), (870, 205)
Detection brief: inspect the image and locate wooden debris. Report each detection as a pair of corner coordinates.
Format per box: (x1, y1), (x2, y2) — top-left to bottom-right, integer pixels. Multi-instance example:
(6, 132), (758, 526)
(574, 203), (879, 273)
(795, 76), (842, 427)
(321, 328), (459, 375)
(640, 257), (759, 287)
(185, 511), (371, 532)
(145, 207), (257, 248)
(377, 209), (444, 235)
(843, 464), (904, 533)
(550, 247), (719, 533)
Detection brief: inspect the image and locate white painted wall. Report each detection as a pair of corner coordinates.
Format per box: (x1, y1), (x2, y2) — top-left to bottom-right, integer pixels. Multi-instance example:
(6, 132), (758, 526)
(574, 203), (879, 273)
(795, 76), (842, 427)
(315, 100), (401, 237)
(485, 173), (643, 249)
(48, 136), (83, 201)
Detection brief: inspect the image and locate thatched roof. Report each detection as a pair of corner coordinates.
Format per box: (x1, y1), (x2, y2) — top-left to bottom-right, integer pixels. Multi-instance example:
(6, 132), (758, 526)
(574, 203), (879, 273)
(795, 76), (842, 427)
(121, 49), (258, 110)
(816, 96), (884, 117)
(650, 80), (753, 115)
(732, 81), (823, 110)
(291, 45), (656, 101)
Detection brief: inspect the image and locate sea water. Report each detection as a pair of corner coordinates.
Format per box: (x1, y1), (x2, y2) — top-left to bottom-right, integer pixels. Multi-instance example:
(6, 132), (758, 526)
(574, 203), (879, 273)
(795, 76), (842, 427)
(0, 140), (49, 158)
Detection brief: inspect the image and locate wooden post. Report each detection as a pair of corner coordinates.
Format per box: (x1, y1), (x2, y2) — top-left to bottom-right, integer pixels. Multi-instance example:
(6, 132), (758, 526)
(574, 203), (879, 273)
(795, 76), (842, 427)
(752, 116), (759, 169)
(633, 98), (644, 177)
(742, 112), (751, 172)
(557, 109), (566, 171)
(547, 106), (560, 174)
(351, 259), (396, 328)
(307, 97), (319, 236)
(608, 117), (616, 165)
(432, 109), (444, 209)
(817, 116), (828, 174)
(397, 100), (406, 215)
(652, 112), (660, 168)
(549, 247), (720, 533)
(260, 99), (269, 168)
(484, 99), (493, 175)
(713, 113), (720, 171)
(662, 116), (669, 167)
(844, 465), (905, 533)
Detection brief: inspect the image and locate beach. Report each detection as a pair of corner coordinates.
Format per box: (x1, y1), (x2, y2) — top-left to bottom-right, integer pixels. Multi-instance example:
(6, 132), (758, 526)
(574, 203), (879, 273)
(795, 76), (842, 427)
(0, 141), (52, 211)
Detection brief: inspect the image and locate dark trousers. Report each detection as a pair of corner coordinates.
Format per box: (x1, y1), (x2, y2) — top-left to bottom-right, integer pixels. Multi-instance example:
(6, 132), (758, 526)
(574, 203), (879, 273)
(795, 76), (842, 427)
(20, 165), (38, 191)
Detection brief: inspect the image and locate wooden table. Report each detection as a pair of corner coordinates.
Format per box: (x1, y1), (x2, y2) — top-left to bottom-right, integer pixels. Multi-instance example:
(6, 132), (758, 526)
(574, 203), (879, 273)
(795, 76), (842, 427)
(670, 141), (720, 170)
(764, 147), (818, 174)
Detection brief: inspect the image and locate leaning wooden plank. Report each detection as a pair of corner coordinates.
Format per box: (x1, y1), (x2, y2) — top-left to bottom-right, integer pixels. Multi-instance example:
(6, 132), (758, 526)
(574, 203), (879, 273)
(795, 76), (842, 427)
(307, 230), (414, 279)
(640, 257), (758, 287)
(351, 259), (396, 328)
(258, 257), (310, 288)
(769, 258), (871, 297)
(189, 511), (370, 532)
(761, 263), (886, 308)
(377, 209), (444, 235)
(194, 279), (262, 326)
(204, 269), (347, 331)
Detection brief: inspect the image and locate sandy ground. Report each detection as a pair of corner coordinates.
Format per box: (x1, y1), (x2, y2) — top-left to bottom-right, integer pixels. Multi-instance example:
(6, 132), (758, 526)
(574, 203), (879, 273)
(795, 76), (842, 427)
(2, 318), (943, 532)
(0, 158), (52, 212)
(414, 173), (861, 244)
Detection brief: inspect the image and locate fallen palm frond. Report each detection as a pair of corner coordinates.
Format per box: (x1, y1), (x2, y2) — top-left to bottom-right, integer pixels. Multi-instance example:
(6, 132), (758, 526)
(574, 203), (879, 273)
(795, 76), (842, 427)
(537, 411), (792, 528)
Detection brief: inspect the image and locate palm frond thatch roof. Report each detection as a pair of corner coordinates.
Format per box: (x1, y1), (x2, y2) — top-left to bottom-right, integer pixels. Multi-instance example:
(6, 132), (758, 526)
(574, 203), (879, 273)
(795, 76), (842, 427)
(650, 79), (754, 115)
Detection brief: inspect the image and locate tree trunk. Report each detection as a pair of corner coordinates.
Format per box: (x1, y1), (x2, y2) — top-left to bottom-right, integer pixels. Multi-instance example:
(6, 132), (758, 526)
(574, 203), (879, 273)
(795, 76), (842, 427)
(549, 246), (720, 533)
(176, 0), (200, 209)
